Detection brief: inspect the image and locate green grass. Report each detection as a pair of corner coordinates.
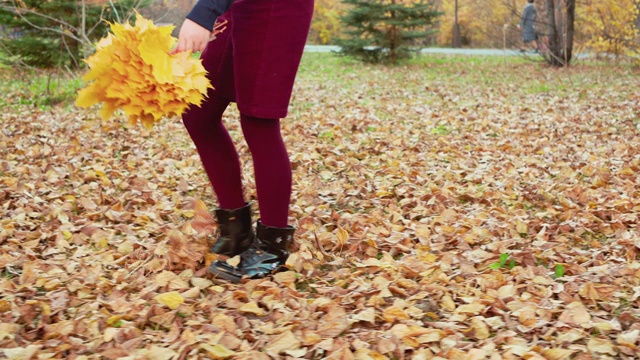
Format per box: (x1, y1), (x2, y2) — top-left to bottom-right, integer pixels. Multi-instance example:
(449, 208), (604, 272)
(1, 51), (638, 110)
(293, 52), (640, 132)
(0, 69), (83, 108)
(299, 52), (638, 95)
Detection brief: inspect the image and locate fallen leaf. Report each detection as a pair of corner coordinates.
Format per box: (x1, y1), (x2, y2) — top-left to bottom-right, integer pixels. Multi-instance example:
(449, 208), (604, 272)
(558, 302), (591, 327)
(264, 331), (301, 357)
(200, 344), (236, 359)
(382, 306), (410, 323)
(587, 338), (617, 355)
(226, 255), (241, 267)
(147, 346), (178, 360)
(541, 348), (576, 360)
(238, 302), (267, 316)
(352, 307), (376, 324)
(2, 345), (41, 360)
(154, 291), (185, 310)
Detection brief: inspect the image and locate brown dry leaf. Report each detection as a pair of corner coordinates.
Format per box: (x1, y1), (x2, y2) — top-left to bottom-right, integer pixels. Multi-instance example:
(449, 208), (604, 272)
(541, 348), (576, 360)
(212, 314), (238, 333)
(466, 349), (490, 360)
(4, 52), (640, 360)
(147, 346), (178, 360)
(191, 277), (213, 289)
(579, 282), (618, 301)
(470, 317), (490, 340)
(352, 307), (376, 324)
(226, 255), (241, 267)
(200, 343), (236, 359)
(154, 270), (177, 287)
(558, 302), (591, 327)
(415, 224), (431, 241)
(516, 305), (537, 328)
(317, 304), (351, 338)
(264, 330), (301, 358)
(376, 337), (398, 354)
(440, 295), (456, 311)
(617, 329), (640, 347)
(391, 324), (444, 348)
(238, 302), (267, 316)
(19, 260), (37, 285)
(587, 338), (617, 356)
(0, 300), (10, 313)
(556, 329), (587, 343)
(2, 345), (41, 360)
(336, 226), (349, 248)
(192, 198), (216, 235)
(353, 348), (387, 360)
(454, 302), (486, 315)
(273, 271), (298, 289)
(382, 305), (410, 323)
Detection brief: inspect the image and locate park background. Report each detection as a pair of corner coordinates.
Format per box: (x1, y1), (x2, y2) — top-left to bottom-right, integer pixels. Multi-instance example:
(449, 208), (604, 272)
(1, 0), (640, 359)
(129, 0), (640, 55)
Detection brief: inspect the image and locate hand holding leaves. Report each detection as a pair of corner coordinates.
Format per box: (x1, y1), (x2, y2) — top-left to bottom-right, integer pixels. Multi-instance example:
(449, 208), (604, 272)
(75, 13), (212, 129)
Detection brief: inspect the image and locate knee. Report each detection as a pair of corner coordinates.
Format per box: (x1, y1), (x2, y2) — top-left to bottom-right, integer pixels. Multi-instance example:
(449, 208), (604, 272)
(240, 114), (282, 146)
(183, 116), (224, 143)
(240, 114), (280, 132)
(182, 95), (229, 134)
(182, 111), (204, 135)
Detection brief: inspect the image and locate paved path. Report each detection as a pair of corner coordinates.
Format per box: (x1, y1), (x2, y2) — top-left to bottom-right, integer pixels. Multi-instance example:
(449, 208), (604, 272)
(304, 45), (523, 56)
(303, 45), (593, 59)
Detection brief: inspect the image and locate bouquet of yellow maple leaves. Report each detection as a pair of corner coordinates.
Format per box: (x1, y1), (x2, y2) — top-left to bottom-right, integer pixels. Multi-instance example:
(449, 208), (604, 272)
(75, 13), (211, 129)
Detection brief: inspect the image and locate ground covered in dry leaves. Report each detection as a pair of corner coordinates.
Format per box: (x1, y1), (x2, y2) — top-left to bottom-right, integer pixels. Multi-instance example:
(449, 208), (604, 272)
(1, 54), (640, 359)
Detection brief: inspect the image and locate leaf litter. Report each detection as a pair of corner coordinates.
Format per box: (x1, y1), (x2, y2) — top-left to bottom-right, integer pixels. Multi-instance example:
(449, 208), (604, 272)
(1, 56), (640, 359)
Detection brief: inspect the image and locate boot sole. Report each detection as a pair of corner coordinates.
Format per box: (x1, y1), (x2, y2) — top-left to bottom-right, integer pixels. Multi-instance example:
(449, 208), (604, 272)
(207, 261), (280, 283)
(208, 263), (243, 283)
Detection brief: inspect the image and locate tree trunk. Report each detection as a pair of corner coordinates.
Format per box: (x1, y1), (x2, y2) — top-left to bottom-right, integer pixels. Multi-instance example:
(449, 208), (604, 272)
(390, 24), (397, 64)
(545, 0), (558, 65)
(544, 0), (574, 67)
(390, 0), (397, 64)
(452, 0), (461, 48)
(564, 0), (575, 64)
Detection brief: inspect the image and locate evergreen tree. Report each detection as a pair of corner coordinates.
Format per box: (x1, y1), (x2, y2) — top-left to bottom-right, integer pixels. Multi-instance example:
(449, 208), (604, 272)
(0, 0), (150, 69)
(335, 0), (441, 64)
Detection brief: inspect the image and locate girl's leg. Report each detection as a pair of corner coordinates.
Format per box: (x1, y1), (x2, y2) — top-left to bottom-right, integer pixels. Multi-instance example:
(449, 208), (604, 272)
(182, 95), (245, 210)
(207, 113), (293, 282)
(240, 114), (292, 228)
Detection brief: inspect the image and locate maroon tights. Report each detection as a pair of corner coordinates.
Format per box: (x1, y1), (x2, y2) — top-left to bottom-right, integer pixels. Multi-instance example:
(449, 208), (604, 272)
(182, 95), (292, 228)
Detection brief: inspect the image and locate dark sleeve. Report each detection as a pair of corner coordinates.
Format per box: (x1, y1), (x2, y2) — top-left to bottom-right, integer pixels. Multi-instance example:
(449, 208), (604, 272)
(531, 8), (538, 23)
(186, 0), (235, 31)
(520, 6), (532, 27)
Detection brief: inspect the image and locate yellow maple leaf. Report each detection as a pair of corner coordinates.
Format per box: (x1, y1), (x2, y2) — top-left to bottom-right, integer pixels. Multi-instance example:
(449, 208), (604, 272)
(75, 12), (212, 129)
(154, 291), (185, 310)
(75, 86), (100, 108)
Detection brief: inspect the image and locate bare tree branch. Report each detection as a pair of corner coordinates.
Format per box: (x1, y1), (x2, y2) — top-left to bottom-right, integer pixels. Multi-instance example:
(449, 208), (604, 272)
(0, 1), (85, 43)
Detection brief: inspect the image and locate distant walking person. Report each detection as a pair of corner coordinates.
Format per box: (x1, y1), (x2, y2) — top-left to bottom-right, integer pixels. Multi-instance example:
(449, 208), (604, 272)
(518, 0), (538, 51)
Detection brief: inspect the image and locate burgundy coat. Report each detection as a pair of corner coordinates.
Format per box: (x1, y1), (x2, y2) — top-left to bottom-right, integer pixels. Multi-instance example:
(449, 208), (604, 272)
(185, 0), (314, 119)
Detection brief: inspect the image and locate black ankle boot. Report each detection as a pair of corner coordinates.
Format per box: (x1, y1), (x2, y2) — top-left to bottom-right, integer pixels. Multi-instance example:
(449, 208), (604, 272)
(208, 220), (295, 282)
(211, 203), (255, 257)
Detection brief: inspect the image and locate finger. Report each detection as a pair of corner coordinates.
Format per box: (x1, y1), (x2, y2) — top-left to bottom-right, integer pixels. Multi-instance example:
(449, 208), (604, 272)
(196, 37), (208, 52)
(196, 40), (206, 52)
(173, 39), (185, 54)
(171, 39), (184, 54)
(185, 39), (195, 53)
